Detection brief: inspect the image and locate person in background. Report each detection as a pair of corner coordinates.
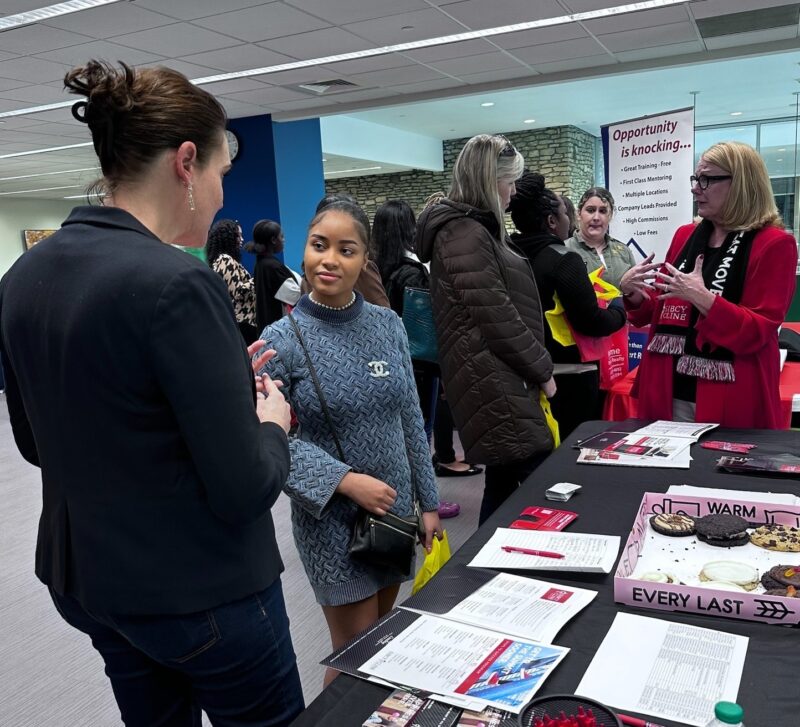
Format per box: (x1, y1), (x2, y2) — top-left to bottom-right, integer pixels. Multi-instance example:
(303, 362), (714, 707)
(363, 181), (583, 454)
(257, 200), (440, 686)
(509, 172), (627, 438)
(561, 194), (578, 239)
(622, 141), (797, 427)
(249, 218), (301, 330)
(206, 218), (259, 344)
(0, 60), (303, 726)
(416, 134), (556, 524)
(303, 192), (391, 307)
(372, 200), (481, 519)
(566, 186), (636, 289)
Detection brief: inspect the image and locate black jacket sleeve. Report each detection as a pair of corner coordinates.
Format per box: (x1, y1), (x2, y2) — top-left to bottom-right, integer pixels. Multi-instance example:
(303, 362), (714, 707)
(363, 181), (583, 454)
(0, 345), (39, 467)
(150, 267), (289, 525)
(386, 262), (430, 316)
(554, 251), (626, 337)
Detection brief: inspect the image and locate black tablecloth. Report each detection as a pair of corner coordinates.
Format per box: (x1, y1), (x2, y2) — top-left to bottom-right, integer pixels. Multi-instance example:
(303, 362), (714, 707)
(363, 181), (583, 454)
(290, 421), (800, 727)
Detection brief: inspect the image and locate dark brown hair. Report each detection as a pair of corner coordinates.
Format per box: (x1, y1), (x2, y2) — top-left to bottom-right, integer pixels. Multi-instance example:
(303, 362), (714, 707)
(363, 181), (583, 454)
(64, 60), (227, 194)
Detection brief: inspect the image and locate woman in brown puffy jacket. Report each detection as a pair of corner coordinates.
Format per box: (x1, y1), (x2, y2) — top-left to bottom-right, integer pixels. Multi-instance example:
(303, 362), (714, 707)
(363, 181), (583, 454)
(416, 134), (556, 524)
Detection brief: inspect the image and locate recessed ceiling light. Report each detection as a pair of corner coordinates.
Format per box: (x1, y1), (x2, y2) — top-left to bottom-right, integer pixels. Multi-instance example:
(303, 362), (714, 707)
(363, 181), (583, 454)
(481, 102), (495, 108)
(779, 148), (786, 152)
(523, 119), (536, 124)
(777, 158), (783, 162)
(322, 158), (327, 162)
(730, 111), (743, 116)
(0, 0), (122, 31)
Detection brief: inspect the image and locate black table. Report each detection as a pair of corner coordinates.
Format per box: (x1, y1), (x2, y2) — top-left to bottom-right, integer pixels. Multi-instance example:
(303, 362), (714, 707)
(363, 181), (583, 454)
(290, 421), (800, 727)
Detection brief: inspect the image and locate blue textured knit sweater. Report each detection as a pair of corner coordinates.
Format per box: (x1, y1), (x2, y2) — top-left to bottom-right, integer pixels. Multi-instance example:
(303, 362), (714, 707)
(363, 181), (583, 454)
(258, 293), (439, 606)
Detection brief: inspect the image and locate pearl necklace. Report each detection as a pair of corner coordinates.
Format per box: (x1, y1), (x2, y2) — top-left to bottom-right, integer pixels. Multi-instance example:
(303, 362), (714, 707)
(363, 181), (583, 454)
(308, 292), (356, 311)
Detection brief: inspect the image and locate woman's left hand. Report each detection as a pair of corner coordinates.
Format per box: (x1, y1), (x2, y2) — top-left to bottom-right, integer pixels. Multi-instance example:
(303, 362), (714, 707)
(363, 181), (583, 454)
(656, 256), (716, 315)
(421, 510), (442, 553)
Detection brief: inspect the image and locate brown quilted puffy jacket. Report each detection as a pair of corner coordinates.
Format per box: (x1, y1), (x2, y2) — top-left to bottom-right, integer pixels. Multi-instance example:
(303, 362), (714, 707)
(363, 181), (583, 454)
(416, 199), (554, 465)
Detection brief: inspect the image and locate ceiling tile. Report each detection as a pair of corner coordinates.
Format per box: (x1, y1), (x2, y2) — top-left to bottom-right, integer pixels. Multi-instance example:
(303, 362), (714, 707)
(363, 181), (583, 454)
(221, 86), (312, 105)
(438, 0), (564, 30)
(132, 0), (267, 21)
(510, 37), (608, 65)
(322, 53), (414, 77)
(180, 45), (294, 73)
(430, 52), (526, 77)
(157, 59), (222, 80)
(0, 25), (95, 54)
(458, 66), (537, 85)
(41, 4), (173, 38)
(191, 3), (330, 43)
(270, 97), (340, 112)
(532, 53), (615, 75)
(388, 78), (466, 95)
(0, 85), (73, 104)
(583, 5), (690, 34)
(259, 27), (374, 61)
(0, 78), (28, 92)
(110, 24), (240, 56)
(283, 0), (430, 24)
(406, 38), (497, 63)
(342, 9), (467, 45)
(491, 24), (590, 50)
(35, 41), (167, 68)
(598, 22), (699, 53)
(235, 66), (339, 86)
(346, 64), (447, 87)
(217, 98), (265, 117)
(615, 41), (706, 64)
(191, 78), (267, 96)
(0, 57), (69, 84)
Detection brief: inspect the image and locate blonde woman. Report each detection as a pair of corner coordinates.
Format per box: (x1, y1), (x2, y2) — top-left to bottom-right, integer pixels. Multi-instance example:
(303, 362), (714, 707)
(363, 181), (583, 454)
(416, 134), (556, 524)
(622, 141), (797, 427)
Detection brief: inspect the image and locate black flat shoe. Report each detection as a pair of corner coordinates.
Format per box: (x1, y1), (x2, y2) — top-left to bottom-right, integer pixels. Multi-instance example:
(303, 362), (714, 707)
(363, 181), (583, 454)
(434, 463), (483, 477)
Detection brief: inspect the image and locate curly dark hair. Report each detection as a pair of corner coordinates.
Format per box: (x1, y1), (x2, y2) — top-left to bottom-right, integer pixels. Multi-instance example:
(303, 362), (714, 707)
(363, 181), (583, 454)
(508, 171), (562, 234)
(205, 219), (241, 266)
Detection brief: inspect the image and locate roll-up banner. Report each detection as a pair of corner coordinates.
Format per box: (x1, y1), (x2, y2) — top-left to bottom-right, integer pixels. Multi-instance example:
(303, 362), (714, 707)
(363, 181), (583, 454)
(601, 107), (695, 264)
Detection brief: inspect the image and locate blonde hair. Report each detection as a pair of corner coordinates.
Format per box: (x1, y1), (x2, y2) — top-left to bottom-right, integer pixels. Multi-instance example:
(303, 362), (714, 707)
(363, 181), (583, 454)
(701, 141), (782, 230)
(449, 134), (524, 235)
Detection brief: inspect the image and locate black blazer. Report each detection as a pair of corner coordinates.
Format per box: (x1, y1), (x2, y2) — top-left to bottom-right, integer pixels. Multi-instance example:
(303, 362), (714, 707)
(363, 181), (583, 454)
(0, 206), (290, 617)
(254, 254), (294, 331)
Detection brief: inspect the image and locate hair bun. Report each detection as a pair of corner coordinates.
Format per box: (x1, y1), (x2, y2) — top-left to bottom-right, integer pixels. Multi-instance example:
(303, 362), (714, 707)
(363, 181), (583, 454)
(65, 60), (136, 121)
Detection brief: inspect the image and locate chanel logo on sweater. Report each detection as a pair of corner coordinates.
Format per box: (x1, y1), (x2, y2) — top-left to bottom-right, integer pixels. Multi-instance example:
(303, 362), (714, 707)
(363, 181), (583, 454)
(367, 361), (390, 378)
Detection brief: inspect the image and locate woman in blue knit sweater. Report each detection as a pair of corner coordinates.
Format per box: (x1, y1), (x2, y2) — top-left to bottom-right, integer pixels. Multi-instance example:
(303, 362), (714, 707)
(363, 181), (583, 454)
(257, 200), (441, 685)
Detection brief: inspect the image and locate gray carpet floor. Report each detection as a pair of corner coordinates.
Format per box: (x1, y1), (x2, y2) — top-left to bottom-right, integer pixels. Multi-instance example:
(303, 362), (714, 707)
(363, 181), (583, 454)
(0, 393), (482, 725)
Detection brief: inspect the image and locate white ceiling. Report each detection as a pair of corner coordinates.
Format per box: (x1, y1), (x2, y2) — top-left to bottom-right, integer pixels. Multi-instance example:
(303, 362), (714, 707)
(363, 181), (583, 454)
(1, 0), (800, 198)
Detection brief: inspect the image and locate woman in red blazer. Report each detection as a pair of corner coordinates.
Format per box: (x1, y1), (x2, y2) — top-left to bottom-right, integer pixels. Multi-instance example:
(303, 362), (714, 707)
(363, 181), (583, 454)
(620, 141), (797, 428)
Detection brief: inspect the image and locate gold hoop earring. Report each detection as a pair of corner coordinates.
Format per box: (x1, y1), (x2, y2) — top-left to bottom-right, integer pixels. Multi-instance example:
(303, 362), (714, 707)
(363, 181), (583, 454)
(187, 183), (195, 212)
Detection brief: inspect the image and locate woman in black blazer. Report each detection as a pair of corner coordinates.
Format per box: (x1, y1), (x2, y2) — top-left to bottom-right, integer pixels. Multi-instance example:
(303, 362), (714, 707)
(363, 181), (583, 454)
(0, 61), (303, 726)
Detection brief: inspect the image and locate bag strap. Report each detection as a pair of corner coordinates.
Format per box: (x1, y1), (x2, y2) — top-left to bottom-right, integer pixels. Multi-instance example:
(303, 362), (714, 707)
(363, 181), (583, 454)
(287, 314), (346, 462)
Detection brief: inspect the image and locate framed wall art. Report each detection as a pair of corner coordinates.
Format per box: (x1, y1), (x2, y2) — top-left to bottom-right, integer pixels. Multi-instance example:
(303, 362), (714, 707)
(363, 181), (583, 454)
(22, 229), (57, 251)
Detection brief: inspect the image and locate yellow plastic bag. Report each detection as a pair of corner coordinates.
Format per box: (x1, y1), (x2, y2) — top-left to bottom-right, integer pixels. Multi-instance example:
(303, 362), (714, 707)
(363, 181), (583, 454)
(539, 390), (561, 448)
(544, 266), (621, 347)
(412, 530), (451, 594)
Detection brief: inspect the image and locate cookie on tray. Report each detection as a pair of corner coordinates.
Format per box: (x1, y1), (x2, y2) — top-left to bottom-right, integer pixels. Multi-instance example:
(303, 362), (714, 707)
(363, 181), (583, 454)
(750, 524), (800, 552)
(650, 513), (695, 536)
(761, 572), (784, 590)
(694, 514), (749, 547)
(766, 565), (800, 587)
(699, 561), (759, 591)
(765, 585), (799, 598)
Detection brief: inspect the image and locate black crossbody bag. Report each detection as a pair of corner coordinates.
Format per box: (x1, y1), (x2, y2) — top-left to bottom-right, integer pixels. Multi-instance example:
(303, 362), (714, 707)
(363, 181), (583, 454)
(287, 315), (422, 576)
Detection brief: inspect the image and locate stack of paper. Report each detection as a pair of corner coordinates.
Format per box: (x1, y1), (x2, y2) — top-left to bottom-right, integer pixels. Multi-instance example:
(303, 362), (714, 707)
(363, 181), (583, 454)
(576, 420), (718, 469)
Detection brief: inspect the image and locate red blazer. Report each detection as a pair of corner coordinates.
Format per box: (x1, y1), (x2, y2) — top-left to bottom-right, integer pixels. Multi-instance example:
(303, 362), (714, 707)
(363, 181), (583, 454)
(628, 223), (797, 429)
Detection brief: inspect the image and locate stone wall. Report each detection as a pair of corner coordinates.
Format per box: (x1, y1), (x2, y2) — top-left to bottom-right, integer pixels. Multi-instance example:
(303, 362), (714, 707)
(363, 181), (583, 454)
(324, 125), (597, 220)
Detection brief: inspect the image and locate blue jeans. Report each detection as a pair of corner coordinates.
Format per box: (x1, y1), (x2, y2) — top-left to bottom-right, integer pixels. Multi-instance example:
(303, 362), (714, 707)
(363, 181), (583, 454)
(50, 580), (304, 726)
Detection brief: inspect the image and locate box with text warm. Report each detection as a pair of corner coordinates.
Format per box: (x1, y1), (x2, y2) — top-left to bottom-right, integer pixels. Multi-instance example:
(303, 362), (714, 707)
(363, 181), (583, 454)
(614, 492), (800, 625)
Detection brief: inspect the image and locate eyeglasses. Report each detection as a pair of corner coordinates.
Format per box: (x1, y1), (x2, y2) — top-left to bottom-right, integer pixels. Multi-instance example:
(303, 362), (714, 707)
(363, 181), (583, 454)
(690, 174), (732, 190)
(494, 134), (516, 157)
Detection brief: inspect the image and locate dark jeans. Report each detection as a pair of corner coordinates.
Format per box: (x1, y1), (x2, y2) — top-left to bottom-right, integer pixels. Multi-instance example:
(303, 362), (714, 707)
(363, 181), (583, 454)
(50, 579), (304, 727)
(414, 365), (457, 463)
(480, 451), (549, 525)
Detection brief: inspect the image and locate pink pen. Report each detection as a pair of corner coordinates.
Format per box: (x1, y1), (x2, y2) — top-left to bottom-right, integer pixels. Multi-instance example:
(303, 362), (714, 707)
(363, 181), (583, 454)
(501, 545), (565, 559)
(617, 714), (667, 727)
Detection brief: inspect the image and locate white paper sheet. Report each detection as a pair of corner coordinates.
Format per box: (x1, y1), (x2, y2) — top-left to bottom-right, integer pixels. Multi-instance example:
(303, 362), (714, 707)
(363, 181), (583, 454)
(406, 573), (597, 644)
(358, 614), (568, 714)
(635, 420), (719, 439)
(578, 435), (692, 468)
(468, 528), (620, 574)
(576, 613), (748, 727)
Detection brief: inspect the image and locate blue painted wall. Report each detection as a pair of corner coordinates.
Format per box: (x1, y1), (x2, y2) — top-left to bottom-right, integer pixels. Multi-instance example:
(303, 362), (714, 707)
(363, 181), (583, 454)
(215, 114), (324, 276)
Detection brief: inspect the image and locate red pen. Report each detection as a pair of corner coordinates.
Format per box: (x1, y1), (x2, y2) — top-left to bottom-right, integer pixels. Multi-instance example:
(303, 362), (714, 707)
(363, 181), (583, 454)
(501, 546), (564, 559)
(617, 714), (666, 727)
